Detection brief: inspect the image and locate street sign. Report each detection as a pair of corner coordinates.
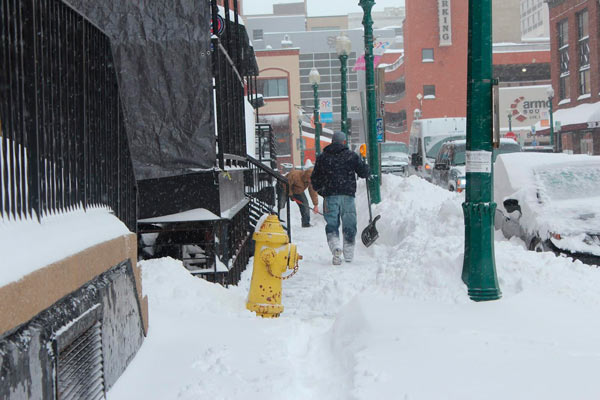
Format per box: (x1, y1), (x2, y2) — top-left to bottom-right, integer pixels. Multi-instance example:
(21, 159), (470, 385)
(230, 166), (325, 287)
(376, 118), (384, 142)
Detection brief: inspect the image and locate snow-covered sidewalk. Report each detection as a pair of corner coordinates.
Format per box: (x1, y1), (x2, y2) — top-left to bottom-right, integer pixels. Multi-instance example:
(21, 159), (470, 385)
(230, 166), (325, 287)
(108, 176), (600, 400)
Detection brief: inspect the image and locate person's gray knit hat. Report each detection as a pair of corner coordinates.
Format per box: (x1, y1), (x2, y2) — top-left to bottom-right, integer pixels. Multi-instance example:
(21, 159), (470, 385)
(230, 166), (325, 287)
(332, 131), (346, 144)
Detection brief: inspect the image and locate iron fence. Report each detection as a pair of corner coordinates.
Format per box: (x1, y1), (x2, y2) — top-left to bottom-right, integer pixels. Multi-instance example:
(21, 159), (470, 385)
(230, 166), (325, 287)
(212, 36), (247, 170)
(0, 0), (136, 231)
(245, 155), (291, 240)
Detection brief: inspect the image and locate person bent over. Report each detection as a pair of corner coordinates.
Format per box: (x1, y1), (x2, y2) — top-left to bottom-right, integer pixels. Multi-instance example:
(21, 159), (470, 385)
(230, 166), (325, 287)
(280, 167), (319, 227)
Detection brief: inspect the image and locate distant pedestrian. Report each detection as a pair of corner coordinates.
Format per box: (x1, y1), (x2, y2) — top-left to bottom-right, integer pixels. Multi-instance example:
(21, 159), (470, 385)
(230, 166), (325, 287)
(280, 168), (319, 227)
(311, 131), (370, 265)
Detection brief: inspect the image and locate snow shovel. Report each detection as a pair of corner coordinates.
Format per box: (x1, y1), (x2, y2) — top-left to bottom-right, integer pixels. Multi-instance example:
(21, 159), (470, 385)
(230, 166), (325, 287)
(360, 144), (380, 248)
(291, 197), (324, 216)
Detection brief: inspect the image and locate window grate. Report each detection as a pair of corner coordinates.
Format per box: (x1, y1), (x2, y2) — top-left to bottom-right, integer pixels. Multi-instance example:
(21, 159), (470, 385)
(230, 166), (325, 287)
(57, 320), (105, 400)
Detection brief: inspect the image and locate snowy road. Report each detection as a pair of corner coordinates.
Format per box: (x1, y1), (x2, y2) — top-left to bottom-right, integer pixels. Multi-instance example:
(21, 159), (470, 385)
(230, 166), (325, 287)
(108, 176), (600, 400)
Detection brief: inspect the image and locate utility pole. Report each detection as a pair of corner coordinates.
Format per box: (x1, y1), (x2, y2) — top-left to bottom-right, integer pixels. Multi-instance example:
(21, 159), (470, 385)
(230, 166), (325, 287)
(359, 0), (381, 204)
(462, 0), (501, 302)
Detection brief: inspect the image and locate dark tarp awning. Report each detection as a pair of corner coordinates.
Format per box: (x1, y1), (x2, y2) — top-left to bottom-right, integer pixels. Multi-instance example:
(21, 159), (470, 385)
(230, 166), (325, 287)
(65, 0), (216, 180)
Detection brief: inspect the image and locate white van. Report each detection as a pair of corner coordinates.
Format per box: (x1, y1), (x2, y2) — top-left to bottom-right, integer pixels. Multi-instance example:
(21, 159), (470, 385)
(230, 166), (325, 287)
(408, 117), (466, 181)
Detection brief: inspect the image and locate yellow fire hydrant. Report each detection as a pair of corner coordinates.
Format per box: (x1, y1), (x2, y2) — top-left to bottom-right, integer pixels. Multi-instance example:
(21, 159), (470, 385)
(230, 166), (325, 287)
(246, 215), (301, 318)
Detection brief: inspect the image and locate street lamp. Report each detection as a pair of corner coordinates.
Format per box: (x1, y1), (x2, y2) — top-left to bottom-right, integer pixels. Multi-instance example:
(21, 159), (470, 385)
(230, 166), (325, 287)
(546, 86), (555, 151)
(359, 0), (381, 204)
(506, 109), (513, 132)
(309, 67), (322, 156)
(336, 32), (352, 143)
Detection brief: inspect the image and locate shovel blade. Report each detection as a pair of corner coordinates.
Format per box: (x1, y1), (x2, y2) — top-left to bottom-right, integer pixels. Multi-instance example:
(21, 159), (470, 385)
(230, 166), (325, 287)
(361, 215), (381, 247)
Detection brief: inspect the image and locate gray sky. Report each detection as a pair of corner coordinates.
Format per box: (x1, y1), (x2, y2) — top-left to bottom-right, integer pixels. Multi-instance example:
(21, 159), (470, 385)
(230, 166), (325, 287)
(244, 0), (405, 17)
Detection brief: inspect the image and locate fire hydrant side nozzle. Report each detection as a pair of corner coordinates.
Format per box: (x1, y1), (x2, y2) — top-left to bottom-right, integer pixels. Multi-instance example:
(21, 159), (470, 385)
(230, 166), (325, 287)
(246, 215), (301, 318)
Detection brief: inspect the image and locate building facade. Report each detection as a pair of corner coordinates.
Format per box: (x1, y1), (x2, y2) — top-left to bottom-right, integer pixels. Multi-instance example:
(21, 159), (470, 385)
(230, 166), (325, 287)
(493, 0), (524, 43)
(255, 48), (302, 167)
(245, 10), (402, 150)
(382, 0), (552, 145)
(548, 0), (600, 154)
(521, 0), (551, 39)
(382, 0), (469, 144)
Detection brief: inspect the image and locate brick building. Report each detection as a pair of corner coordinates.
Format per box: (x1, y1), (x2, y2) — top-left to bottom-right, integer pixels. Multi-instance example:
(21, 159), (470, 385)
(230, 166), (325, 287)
(382, 0), (552, 145)
(546, 0), (600, 154)
(382, 0), (469, 144)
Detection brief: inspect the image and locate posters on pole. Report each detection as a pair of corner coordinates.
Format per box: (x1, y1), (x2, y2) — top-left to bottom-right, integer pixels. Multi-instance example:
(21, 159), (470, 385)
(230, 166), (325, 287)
(320, 98), (333, 123)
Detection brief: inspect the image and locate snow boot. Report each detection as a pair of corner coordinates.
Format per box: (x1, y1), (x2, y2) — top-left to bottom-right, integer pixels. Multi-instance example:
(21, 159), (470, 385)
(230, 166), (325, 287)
(327, 234), (343, 265)
(332, 248), (343, 265)
(343, 243), (354, 263)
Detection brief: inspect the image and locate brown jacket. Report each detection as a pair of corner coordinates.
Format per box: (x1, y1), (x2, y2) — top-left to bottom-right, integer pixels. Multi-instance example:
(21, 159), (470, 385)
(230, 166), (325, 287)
(286, 168), (319, 206)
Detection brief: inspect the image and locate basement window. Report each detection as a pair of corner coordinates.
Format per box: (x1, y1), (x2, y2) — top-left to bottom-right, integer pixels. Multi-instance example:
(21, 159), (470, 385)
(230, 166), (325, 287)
(55, 305), (105, 400)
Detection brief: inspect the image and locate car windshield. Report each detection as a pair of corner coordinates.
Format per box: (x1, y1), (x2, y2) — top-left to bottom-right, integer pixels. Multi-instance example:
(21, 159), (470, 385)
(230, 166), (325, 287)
(535, 164), (600, 201)
(381, 142), (408, 155)
(425, 135), (464, 159)
(453, 144), (466, 165)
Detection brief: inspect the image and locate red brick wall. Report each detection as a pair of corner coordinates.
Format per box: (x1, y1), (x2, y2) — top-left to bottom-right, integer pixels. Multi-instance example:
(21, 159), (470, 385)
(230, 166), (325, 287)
(549, 0), (600, 111)
(398, 0), (469, 133)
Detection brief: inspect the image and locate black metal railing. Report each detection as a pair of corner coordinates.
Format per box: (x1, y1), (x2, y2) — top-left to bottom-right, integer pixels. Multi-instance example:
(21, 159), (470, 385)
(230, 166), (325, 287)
(212, 36), (247, 170)
(245, 155), (291, 240)
(0, 0), (136, 231)
(255, 123), (276, 169)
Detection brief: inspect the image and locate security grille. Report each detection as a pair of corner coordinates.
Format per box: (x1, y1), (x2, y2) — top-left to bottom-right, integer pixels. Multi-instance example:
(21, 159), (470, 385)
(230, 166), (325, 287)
(56, 320), (105, 400)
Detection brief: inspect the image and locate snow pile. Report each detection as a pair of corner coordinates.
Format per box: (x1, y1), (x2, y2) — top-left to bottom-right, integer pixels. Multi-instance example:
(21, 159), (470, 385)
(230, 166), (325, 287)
(0, 207), (131, 286)
(108, 175), (600, 400)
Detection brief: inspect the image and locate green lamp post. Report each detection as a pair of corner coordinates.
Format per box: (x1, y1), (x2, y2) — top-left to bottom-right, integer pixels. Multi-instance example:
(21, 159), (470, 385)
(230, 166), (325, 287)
(298, 116), (305, 168)
(547, 86), (555, 151)
(309, 67), (322, 156)
(462, 0), (501, 301)
(336, 32), (352, 143)
(359, 0), (381, 204)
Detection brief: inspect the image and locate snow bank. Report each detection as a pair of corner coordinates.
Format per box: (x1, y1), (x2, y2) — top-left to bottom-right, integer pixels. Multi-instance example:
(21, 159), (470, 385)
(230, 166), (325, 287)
(0, 207), (130, 287)
(108, 175), (600, 400)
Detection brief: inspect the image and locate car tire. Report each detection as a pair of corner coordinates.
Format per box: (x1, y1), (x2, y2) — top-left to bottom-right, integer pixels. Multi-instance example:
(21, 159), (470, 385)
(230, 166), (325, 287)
(448, 185), (455, 192)
(529, 237), (550, 253)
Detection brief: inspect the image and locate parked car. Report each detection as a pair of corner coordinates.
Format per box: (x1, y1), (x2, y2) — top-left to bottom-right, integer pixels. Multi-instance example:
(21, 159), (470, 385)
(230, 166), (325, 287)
(494, 152), (600, 265)
(432, 138), (521, 192)
(408, 117), (466, 181)
(380, 141), (409, 176)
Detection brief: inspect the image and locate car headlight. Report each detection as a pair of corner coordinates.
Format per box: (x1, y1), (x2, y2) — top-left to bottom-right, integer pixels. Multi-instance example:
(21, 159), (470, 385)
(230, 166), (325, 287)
(456, 178), (466, 187)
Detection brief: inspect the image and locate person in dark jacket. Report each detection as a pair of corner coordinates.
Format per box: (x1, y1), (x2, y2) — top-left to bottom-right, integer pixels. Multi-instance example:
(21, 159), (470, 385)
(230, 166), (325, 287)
(311, 131), (370, 265)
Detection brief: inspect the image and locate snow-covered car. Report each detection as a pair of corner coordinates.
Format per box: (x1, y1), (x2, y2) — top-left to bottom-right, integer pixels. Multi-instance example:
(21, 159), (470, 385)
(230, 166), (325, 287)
(380, 142), (409, 176)
(433, 138), (521, 192)
(494, 152), (600, 265)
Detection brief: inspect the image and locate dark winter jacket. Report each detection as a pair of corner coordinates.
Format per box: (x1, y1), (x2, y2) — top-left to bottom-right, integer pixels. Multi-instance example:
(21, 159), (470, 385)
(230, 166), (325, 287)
(310, 143), (370, 197)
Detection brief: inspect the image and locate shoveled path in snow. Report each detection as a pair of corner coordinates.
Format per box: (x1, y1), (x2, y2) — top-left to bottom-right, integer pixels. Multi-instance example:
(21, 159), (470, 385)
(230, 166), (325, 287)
(108, 176), (600, 400)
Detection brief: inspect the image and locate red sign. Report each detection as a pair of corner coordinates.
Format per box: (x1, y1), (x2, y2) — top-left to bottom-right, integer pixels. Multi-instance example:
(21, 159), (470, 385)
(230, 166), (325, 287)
(505, 131), (517, 141)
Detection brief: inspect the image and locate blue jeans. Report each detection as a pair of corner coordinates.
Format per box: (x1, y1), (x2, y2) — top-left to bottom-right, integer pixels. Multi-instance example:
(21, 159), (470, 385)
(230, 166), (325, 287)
(324, 195), (357, 245)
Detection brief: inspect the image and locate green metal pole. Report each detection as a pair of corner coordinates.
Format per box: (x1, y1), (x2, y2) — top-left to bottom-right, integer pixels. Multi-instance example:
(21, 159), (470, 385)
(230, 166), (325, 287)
(548, 95), (555, 151)
(313, 83), (322, 156)
(508, 114), (512, 132)
(462, 0), (501, 301)
(298, 118), (305, 168)
(359, 0), (381, 204)
(339, 53), (349, 142)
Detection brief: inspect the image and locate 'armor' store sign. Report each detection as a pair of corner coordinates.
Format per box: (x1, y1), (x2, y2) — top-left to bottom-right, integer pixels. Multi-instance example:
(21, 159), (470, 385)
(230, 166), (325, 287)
(438, 0), (452, 46)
